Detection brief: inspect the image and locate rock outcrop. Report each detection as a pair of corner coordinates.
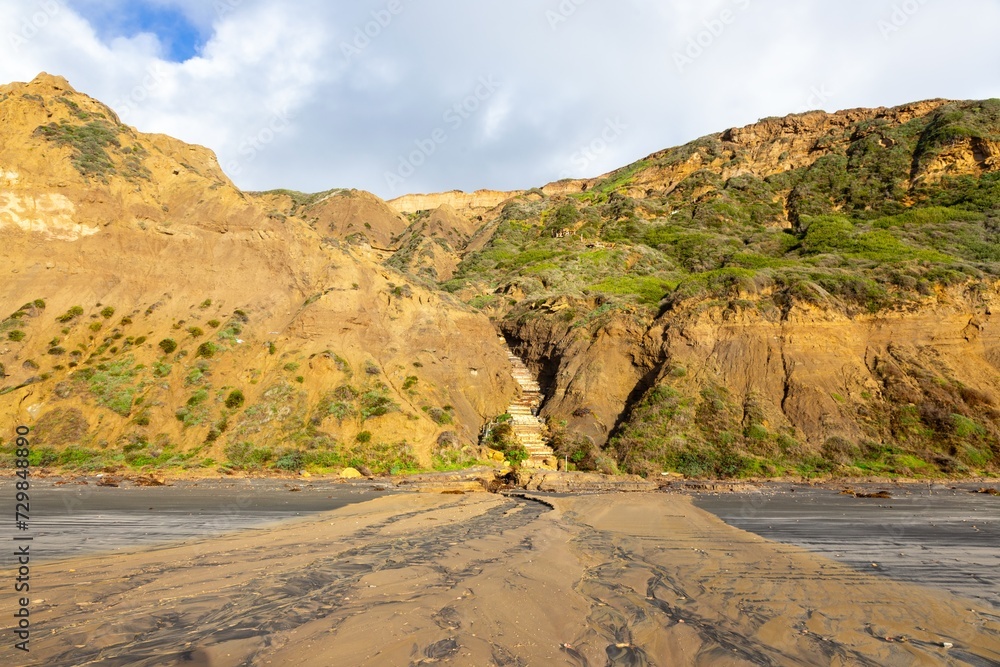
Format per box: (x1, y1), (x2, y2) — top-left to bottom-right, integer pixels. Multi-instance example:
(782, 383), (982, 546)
(503, 291), (1000, 459)
(388, 189), (522, 217)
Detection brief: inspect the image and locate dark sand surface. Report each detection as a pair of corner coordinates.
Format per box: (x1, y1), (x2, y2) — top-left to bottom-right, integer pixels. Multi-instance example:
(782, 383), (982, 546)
(0, 478), (391, 562)
(692, 483), (1000, 610)
(3, 489), (999, 666)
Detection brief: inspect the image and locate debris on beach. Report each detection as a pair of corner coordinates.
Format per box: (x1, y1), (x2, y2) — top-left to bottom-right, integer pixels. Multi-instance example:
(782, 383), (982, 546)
(128, 475), (167, 487)
(841, 488), (892, 499)
(96, 474), (121, 487)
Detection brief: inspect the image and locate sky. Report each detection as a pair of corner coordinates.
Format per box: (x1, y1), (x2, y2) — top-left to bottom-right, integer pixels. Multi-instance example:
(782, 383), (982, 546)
(1, 0), (999, 200)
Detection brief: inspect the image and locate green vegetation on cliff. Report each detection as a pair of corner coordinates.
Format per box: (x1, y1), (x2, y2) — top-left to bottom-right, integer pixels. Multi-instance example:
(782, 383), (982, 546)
(34, 117), (151, 181)
(447, 103), (1000, 320)
(5, 93), (1000, 479)
(434, 100), (1000, 478)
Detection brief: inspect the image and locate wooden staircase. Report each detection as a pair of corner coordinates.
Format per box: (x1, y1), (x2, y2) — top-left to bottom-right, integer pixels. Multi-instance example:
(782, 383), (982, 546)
(500, 338), (557, 469)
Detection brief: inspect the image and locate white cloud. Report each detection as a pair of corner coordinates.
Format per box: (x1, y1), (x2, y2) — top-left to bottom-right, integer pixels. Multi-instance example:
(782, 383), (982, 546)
(480, 91), (511, 143)
(1, 0), (998, 199)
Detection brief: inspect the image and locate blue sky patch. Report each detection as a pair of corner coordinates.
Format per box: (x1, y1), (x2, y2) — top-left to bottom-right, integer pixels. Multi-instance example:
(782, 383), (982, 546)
(67, 1), (206, 62)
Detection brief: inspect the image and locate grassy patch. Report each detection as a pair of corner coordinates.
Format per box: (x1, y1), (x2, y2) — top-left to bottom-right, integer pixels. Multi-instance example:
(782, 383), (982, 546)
(589, 276), (674, 305)
(346, 440), (420, 474)
(75, 357), (139, 416)
(34, 120), (124, 179)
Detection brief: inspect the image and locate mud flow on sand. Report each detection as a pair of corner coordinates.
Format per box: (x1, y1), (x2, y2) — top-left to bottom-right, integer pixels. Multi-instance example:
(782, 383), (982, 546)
(2, 487), (999, 666)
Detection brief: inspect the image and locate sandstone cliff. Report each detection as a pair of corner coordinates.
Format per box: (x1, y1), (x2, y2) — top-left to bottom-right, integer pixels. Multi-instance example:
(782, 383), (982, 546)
(442, 98), (1000, 477)
(387, 189), (522, 217)
(4, 74), (999, 478)
(499, 288), (1000, 476)
(0, 73), (516, 473)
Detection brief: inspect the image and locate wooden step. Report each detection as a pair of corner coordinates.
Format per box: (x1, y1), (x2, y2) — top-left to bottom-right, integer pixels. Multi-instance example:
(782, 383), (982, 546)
(497, 337), (556, 468)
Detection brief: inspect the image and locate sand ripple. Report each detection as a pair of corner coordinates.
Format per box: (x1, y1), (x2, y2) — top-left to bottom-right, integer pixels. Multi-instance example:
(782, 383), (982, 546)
(5, 492), (999, 666)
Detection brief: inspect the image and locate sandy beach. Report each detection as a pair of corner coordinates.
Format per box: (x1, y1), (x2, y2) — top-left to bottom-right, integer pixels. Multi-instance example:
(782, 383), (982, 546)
(3, 489), (999, 666)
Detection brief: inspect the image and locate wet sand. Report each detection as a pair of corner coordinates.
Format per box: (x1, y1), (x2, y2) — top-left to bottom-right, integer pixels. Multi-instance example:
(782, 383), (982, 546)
(3, 491), (999, 666)
(4, 479), (390, 561)
(693, 484), (1000, 611)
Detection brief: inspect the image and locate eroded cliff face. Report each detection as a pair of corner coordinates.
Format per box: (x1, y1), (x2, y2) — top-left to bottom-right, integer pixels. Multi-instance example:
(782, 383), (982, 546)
(499, 303), (660, 444)
(0, 73), (516, 471)
(388, 189), (521, 218)
(501, 286), (1000, 475)
(385, 204), (482, 282)
(418, 97), (999, 476)
(6, 74), (997, 476)
(620, 100), (981, 201)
